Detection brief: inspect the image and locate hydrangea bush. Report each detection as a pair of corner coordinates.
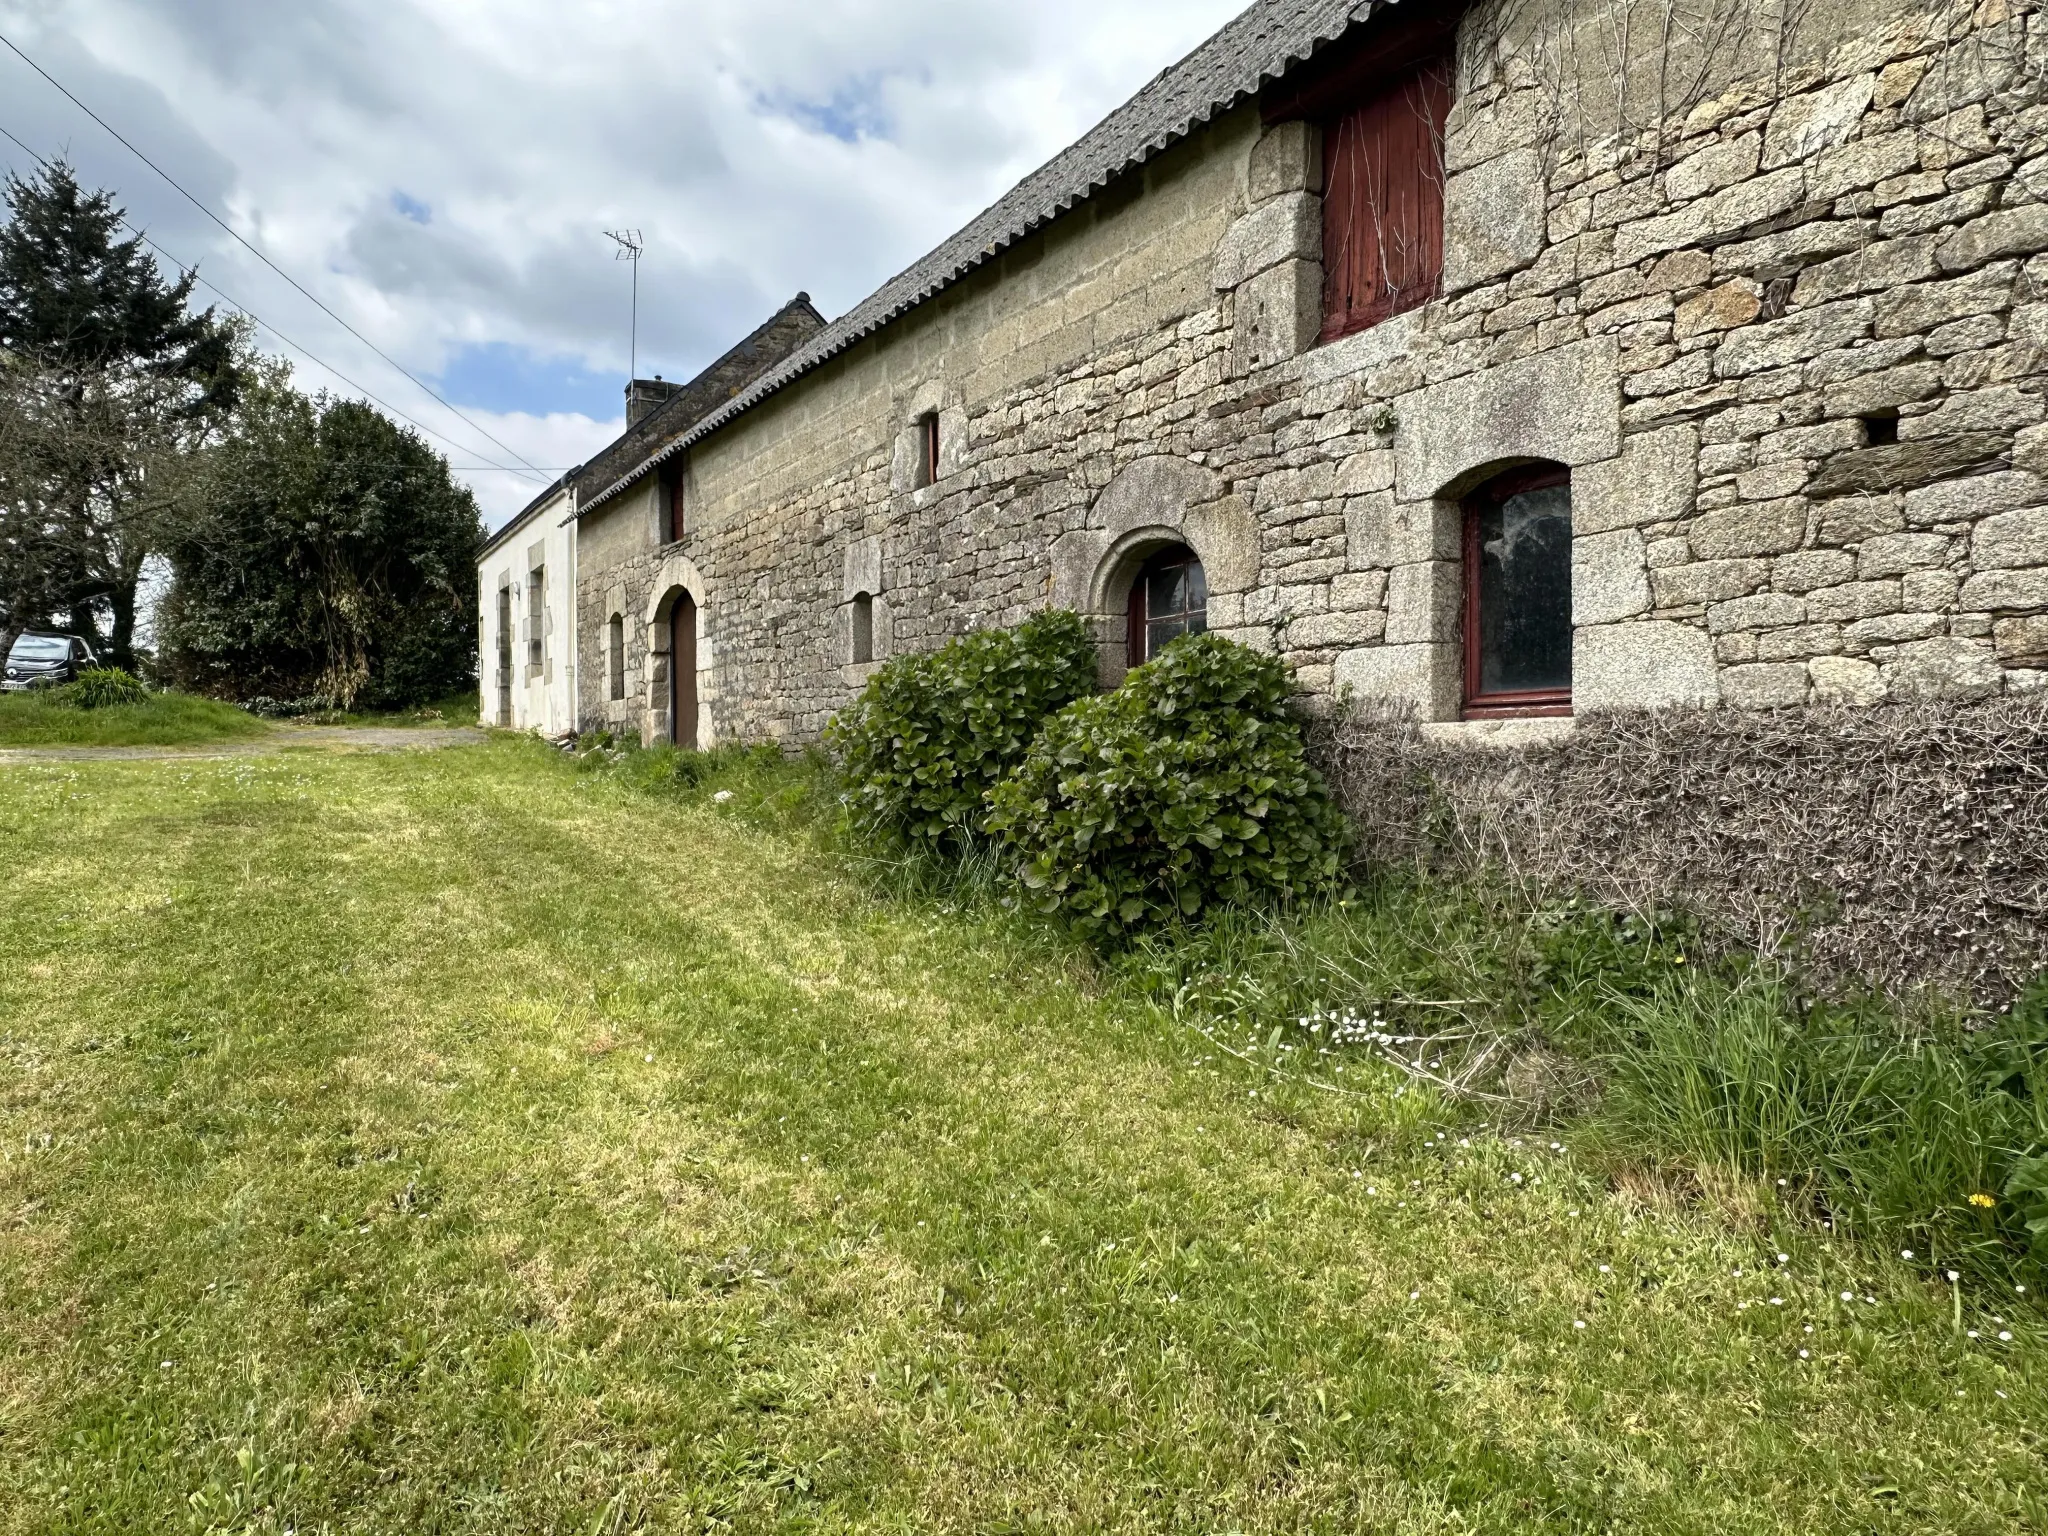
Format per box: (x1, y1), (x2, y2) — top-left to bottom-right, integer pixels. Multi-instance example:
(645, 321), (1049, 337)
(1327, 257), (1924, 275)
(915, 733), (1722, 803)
(985, 632), (1352, 940)
(824, 608), (1099, 852)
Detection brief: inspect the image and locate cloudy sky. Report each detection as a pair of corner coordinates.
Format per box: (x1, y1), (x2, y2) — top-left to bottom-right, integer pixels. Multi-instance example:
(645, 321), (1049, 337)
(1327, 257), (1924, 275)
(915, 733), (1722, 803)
(0, 0), (1246, 526)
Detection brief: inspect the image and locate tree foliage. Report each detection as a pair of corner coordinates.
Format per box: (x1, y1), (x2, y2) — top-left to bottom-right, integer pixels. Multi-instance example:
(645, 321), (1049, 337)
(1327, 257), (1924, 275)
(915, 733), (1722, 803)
(157, 376), (483, 709)
(0, 162), (240, 665)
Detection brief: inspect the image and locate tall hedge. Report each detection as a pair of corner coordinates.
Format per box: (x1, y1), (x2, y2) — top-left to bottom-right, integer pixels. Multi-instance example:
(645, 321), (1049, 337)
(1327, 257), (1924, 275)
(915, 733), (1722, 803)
(824, 608), (1099, 852)
(986, 632), (1352, 939)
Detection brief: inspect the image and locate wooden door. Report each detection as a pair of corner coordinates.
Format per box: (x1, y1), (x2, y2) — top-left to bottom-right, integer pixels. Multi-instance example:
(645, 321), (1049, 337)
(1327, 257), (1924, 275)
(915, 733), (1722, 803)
(670, 595), (698, 750)
(495, 587), (513, 726)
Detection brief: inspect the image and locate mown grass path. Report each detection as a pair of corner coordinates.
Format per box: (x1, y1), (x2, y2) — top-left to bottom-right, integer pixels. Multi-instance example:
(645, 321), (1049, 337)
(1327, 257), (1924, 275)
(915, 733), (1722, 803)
(0, 742), (2040, 1533)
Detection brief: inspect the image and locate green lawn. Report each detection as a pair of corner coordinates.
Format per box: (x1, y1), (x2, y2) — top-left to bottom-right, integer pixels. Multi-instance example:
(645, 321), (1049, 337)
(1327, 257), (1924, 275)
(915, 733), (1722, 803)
(0, 691), (269, 748)
(318, 689), (483, 730)
(0, 740), (2040, 1533)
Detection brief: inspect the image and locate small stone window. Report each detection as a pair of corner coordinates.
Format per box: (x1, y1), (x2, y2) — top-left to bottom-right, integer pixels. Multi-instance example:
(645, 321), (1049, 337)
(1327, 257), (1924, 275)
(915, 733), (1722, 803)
(1126, 546), (1208, 667)
(662, 458), (687, 544)
(850, 593), (874, 666)
(608, 613), (626, 701)
(1463, 466), (1573, 718)
(1862, 412), (1901, 447)
(915, 412), (940, 489)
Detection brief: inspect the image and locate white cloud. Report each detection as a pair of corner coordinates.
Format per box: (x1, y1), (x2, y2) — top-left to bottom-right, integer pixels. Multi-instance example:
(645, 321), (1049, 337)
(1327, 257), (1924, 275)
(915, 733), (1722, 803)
(0, 0), (1247, 527)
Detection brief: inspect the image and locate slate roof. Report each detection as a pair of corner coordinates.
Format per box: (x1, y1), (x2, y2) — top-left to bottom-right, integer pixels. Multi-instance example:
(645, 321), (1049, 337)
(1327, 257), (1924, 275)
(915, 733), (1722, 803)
(582, 0), (1385, 513)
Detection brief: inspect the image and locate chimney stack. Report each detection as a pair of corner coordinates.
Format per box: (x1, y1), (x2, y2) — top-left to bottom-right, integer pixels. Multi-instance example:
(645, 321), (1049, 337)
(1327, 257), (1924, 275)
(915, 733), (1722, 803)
(625, 376), (682, 428)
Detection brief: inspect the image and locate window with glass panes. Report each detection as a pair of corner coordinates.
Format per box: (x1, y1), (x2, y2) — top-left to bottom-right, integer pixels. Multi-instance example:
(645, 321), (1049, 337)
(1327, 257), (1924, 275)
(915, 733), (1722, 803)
(1126, 546), (1208, 667)
(1463, 466), (1573, 717)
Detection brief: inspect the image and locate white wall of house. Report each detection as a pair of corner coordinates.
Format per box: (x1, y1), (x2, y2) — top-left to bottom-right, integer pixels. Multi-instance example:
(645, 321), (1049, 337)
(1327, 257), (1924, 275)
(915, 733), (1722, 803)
(477, 486), (579, 736)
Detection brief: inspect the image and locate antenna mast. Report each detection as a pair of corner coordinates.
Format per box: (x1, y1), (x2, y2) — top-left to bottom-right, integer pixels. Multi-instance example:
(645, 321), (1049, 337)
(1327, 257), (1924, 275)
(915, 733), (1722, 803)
(605, 229), (645, 379)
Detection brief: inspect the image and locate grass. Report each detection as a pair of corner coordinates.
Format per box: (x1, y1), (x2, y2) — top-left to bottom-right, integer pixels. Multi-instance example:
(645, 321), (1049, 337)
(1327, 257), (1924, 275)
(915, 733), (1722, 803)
(1123, 894), (2048, 1293)
(319, 689), (483, 730)
(0, 739), (2043, 1533)
(0, 690), (270, 748)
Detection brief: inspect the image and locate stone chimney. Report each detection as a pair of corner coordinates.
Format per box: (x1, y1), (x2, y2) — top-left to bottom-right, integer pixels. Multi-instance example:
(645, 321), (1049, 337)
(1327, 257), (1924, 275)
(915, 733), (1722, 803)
(625, 376), (682, 428)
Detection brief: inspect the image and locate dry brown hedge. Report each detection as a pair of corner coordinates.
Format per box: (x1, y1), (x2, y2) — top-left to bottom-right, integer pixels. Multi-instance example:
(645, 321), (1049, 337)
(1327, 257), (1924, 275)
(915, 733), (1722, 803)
(1308, 697), (2048, 1003)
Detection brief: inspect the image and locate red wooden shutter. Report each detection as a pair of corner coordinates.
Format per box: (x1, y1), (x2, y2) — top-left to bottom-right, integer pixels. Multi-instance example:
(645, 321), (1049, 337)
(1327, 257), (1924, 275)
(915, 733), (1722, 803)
(1321, 55), (1453, 342)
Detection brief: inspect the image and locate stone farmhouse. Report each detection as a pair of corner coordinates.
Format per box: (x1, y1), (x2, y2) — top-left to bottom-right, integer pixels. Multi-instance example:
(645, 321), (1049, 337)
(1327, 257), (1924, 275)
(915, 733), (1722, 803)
(479, 0), (2048, 753)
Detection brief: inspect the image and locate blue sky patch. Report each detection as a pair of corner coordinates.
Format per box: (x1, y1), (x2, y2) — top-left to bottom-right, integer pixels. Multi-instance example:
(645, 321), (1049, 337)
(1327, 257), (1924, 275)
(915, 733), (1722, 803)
(392, 191), (432, 225)
(765, 73), (899, 144)
(437, 341), (623, 420)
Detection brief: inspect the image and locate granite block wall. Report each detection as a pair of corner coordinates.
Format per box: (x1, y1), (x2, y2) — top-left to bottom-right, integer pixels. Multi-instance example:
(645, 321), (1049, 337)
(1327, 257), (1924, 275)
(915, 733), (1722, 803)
(576, 0), (2048, 748)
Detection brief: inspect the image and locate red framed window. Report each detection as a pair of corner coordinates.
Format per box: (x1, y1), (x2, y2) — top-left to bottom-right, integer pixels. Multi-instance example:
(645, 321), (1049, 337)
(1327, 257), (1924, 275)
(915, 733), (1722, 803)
(1463, 466), (1573, 719)
(663, 458), (687, 544)
(1320, 53), (1453, 342)
(1126, 546), (1208, 667)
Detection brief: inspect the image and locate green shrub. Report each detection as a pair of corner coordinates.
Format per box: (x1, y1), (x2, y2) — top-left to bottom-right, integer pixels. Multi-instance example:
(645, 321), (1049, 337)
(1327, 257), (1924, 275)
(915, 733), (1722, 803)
(987, 632), (1352, 940)
(825, 609), (1099, 852)
(59, 668), (151, 709)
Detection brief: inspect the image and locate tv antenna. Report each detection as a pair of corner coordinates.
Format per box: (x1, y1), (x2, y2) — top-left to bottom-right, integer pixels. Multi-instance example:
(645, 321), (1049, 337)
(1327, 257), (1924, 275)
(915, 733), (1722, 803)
(605, 228), (645, 379)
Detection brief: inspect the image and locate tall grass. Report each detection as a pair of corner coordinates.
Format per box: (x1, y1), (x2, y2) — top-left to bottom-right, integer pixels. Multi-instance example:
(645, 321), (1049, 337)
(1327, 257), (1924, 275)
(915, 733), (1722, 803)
(1575, 974), (2048, 1282)
(1115, 875), (2048, 1289)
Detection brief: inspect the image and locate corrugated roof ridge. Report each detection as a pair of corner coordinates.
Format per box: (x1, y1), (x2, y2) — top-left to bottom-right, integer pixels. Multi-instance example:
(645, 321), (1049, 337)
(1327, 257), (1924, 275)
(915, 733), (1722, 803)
(582, 0), (1378, 513)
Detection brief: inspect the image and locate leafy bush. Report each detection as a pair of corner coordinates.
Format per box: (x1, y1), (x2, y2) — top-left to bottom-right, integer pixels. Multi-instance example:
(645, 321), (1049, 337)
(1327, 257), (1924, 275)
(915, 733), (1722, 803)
(825, 609), (1099, 852)
(986, 632), (1352, 940)
(59, 667), (150, 709)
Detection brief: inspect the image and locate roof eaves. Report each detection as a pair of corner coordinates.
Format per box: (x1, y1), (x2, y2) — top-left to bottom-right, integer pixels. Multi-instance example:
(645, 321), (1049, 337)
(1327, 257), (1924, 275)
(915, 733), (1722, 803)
(580, 0), (1382, 514)
(480, 474), (574, 559)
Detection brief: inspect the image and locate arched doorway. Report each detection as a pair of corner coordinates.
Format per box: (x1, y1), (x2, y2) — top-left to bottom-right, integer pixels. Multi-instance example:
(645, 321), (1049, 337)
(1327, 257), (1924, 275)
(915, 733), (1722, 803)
(1125, 544), (1208, 668)
(670, 593), (698, 749)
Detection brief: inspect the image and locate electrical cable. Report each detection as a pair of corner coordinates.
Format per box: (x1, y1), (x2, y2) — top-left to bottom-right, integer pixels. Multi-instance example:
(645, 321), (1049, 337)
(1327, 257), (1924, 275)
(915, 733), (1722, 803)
(0, 119), (551, 482)
(0, 27), (552, 478)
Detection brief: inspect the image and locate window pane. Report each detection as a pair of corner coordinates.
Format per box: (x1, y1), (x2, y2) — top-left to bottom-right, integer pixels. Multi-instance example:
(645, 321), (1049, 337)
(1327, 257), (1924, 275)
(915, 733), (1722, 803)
(13, 636), (68, 661)
(1477, 485), (1572, 695)
(1148, 564), (1187, 620)
(1148, 618), (1188, 656)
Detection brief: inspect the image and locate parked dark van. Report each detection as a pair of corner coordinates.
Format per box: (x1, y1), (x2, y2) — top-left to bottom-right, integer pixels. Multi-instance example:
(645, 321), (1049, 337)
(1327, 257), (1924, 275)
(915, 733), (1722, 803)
(2, 631), (97, 690)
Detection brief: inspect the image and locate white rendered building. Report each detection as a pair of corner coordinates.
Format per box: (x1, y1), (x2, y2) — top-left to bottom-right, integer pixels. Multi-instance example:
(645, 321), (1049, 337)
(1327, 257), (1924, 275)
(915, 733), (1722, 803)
(477, 477), (579, 736)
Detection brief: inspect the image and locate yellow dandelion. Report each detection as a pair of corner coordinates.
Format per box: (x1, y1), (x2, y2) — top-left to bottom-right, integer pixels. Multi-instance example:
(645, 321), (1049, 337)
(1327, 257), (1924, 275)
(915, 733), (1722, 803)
(1969, 1192), (1998, 1209)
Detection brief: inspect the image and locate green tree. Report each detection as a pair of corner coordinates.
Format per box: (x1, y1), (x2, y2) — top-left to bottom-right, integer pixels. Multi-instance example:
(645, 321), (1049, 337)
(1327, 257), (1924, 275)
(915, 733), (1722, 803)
(159, 374), (483, 709)
(0, 161), (239, 665)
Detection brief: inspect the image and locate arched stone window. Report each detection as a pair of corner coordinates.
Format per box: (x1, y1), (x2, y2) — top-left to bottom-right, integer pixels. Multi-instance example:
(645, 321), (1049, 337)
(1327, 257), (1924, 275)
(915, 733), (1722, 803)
(850, 592), (874, 665)
(1463, 464), (1573, 718)
(608, 613), (626, 701)
(1125, 544), (1208, 668)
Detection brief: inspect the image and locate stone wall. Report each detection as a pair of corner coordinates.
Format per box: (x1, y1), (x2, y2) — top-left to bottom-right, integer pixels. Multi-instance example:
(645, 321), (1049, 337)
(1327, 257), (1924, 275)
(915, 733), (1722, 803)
(577, 0), (2048, 746)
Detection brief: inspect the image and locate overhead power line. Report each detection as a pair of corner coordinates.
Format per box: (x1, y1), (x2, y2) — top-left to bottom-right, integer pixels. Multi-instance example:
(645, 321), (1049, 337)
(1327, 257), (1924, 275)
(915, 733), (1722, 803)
(0, 27), (550, 479)
(0, 118), (547, 482)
